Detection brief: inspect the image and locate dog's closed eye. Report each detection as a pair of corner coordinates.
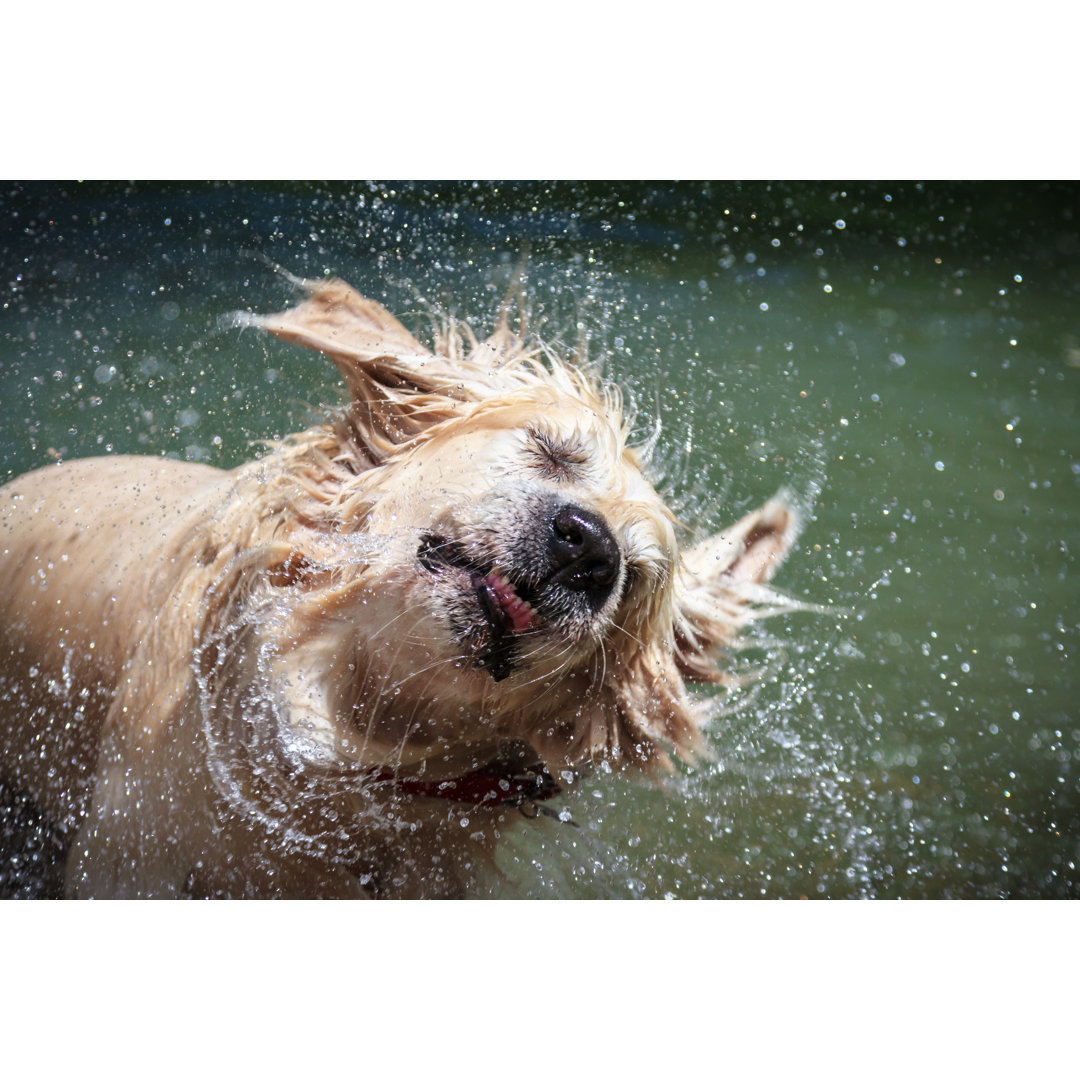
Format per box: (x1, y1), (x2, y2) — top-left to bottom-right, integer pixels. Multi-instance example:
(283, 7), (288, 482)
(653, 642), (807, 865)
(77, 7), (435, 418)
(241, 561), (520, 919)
(525, 427), (589, 482)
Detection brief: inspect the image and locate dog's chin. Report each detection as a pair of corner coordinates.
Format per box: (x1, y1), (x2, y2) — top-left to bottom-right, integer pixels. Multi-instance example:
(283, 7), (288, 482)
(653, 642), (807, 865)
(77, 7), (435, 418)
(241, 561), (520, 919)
(417, 532), (600, 683)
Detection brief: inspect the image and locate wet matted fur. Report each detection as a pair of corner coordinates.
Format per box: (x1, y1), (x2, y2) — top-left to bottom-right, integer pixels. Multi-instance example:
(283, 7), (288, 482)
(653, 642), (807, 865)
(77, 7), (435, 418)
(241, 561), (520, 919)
(0, 277), (800, 898)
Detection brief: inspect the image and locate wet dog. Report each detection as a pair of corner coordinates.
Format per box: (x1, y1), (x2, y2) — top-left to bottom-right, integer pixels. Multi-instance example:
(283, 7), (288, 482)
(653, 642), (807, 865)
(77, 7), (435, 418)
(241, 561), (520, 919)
(0, 277), (799, 897)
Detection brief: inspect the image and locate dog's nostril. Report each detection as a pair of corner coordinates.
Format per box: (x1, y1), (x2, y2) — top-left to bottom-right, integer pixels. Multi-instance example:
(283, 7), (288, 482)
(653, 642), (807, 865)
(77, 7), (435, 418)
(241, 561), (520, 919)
(553, 510), (585, 548)
(549, 504), (621, 599)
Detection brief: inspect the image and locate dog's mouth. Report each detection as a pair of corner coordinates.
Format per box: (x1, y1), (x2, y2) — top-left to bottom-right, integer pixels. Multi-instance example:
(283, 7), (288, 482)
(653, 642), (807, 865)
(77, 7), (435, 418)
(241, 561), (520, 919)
(418, 533), (538, 681)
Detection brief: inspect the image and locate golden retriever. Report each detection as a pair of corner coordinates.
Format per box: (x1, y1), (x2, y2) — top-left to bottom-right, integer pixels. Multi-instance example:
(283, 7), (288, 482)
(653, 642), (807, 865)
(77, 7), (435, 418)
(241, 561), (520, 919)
(0, 276), (799, 898)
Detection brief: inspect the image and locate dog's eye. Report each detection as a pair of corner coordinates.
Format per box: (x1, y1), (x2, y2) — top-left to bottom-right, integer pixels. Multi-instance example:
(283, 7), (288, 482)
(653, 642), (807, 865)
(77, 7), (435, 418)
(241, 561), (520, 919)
(525, 428), (589, 481)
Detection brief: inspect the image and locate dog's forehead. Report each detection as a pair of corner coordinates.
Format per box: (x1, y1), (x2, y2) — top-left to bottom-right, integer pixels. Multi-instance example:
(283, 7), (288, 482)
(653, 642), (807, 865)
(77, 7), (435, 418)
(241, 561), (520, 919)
(534, 396), (614, 436)
(452, 408), (640, 486)
(405, 390), (617, 464)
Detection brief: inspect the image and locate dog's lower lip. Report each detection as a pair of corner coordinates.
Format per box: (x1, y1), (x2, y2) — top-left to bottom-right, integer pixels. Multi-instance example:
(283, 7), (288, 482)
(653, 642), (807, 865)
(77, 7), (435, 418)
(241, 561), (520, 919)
(419, 534), (536, 636)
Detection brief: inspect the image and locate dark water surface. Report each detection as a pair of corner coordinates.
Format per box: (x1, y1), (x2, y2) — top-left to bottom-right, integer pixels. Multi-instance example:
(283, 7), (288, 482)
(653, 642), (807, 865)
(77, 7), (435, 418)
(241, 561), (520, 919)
(2, 180), (1076, 898)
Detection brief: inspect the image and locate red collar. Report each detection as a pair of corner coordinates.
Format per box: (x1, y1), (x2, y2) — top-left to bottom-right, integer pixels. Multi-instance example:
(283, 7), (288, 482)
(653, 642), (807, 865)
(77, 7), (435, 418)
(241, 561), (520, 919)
(372, 761), (562, 807)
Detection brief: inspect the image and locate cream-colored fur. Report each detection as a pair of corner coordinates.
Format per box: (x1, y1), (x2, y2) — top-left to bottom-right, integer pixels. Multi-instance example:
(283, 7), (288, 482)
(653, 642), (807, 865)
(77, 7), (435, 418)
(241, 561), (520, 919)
(0, 277), (799, 898)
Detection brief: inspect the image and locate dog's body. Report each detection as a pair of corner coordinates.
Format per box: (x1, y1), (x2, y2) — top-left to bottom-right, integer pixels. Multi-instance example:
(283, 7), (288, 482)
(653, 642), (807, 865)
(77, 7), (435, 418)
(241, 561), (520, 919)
(1, 277), (799, 898)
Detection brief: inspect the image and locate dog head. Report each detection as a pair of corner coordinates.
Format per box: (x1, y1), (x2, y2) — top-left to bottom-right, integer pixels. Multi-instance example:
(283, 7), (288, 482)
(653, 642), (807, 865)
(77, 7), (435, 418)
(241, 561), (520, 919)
(364, 381), (677, 686)
(235, 278), (796, 782)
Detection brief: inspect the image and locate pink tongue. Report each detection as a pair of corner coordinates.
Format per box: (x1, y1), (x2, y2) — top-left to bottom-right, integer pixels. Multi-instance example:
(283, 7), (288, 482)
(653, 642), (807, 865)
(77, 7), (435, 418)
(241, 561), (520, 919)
(485, 574), (536, 633)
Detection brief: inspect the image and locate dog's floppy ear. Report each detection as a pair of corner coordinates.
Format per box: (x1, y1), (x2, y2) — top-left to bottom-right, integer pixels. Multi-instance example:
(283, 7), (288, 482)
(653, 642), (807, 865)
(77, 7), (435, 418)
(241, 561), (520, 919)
(241, 277), (505, 459)
(673, 497), (800, 683)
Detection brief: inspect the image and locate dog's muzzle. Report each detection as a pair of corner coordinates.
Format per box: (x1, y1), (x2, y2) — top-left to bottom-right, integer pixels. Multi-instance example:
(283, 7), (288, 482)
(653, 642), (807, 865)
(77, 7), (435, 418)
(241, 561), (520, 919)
(418, 499), (622, 680)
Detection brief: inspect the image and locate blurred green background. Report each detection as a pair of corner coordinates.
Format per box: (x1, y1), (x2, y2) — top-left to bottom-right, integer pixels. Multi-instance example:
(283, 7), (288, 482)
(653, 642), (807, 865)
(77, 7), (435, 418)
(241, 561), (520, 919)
(2, 180), (1076, 897)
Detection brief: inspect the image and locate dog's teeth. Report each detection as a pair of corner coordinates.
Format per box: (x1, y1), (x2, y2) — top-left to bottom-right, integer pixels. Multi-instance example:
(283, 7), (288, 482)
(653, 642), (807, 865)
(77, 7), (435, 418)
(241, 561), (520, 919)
(485, 572), (535, 633)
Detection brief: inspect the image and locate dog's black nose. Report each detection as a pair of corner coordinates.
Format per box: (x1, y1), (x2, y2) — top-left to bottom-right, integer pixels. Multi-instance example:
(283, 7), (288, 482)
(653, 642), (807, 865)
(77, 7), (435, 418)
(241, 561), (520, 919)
(548, 503), (621, 607)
